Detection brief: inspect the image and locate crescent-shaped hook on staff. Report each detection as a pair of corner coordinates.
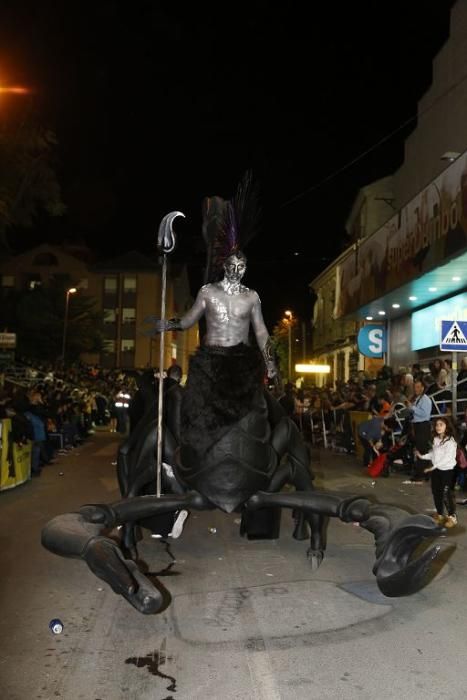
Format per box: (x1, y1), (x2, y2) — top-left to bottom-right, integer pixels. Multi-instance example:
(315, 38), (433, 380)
(157, 211), (185, 254)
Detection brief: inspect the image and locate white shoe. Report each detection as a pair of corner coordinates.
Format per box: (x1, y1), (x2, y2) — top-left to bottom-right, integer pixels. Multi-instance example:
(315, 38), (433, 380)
(169, 510), (188, 539)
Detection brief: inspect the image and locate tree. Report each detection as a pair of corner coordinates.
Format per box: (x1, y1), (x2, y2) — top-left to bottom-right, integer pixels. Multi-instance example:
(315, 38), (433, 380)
(0, 123), (66, 251)
(3, 281), (104, 363)
(271, 317), (298, 380)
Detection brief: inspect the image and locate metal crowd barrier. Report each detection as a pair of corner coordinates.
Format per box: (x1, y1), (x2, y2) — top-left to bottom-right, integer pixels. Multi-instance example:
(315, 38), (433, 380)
(429, 375), (467, 420)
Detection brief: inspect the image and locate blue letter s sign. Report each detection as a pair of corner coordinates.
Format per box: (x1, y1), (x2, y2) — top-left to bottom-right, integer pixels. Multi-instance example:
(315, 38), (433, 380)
(357, 325), (386, 358)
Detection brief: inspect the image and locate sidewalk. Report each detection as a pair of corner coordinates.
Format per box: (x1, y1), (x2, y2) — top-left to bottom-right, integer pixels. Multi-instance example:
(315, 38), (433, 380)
(0, 433), (465, 700)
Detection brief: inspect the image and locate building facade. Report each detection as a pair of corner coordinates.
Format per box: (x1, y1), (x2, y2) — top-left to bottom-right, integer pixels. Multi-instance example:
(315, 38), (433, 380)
(0, 244), (198, 374)
(311, 0), (467, 381)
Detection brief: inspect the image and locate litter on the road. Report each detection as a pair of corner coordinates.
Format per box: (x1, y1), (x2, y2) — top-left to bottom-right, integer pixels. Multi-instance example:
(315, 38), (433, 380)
(49, 619), (63, 634)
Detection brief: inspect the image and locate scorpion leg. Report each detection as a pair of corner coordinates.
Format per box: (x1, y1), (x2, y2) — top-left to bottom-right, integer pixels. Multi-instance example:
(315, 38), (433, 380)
(119, 426), (185, 556)
(270, 416), (324, 568)
(41, 492), (211, 614)
(246, 490), (445, 596)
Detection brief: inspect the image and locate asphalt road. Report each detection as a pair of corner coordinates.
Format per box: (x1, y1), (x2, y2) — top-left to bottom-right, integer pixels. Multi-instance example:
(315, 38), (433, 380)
(0, 431), (465, 700)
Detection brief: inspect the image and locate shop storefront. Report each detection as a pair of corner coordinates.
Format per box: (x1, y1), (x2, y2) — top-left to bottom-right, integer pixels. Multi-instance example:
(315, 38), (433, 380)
(333, 149), (467, 372)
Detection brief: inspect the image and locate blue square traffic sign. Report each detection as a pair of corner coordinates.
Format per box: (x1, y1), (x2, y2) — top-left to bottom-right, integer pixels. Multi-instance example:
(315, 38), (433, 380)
(440, 320), (467, 351)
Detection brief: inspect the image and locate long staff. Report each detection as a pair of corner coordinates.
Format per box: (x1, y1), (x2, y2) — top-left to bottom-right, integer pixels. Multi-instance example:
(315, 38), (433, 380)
(156, 211), (185, 497)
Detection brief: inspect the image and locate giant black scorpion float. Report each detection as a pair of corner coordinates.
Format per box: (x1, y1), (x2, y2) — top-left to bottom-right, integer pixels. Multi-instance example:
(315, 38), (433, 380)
(42, 176), (445, 615)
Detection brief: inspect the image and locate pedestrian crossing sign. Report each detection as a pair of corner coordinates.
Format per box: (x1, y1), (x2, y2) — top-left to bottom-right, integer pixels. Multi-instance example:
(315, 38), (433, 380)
(440, 319), (467, 351)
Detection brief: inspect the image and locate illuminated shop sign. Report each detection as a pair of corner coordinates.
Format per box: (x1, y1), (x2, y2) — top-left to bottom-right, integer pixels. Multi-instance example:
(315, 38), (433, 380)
(411, 291), (467, 350)
(334, 150), (467, 319)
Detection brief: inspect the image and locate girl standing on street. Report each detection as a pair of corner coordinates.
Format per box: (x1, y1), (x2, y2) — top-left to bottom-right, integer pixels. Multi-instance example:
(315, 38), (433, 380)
(416, 416), (458, 528)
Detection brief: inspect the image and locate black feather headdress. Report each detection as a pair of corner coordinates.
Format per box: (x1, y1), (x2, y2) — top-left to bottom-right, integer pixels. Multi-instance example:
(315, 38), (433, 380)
(202, 170), (261, 284)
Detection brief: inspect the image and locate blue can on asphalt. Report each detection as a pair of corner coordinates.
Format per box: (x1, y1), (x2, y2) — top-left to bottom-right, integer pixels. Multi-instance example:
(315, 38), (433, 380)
(49, 618), (64, 634)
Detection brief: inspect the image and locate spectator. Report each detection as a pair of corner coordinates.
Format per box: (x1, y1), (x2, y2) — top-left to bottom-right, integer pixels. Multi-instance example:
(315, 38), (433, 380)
(416, 417), (458, 528)
(375, 365), (392, 398)
(24, 391), (48, 476)
(165, 364), (184, 444)
(411, 363), (424, 382)
(357, 415), (386, 468)
(406, 379), (433, 483)
(457, 357), (467, 392)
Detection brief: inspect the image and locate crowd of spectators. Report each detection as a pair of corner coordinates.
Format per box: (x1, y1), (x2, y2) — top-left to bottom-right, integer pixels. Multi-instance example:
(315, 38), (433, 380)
(0, 360), (140, 477)
(2, 355), (467, 483)
(276, 357), (467, 459)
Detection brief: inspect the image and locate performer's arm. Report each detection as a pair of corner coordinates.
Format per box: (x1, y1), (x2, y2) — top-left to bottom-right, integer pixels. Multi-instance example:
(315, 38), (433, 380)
(251, 293), (278, 378)
(156, 288), (206, 332)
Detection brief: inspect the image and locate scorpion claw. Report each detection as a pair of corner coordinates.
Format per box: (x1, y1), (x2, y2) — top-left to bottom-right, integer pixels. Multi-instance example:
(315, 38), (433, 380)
(42, 513), (163, 615)
(376, 543), (442, 597)
(368, 516), (445, 597)
(83, 538), (163, 614)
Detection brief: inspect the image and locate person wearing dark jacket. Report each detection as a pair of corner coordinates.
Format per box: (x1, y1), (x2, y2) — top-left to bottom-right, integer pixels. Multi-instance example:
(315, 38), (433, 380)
(358, 416), (385, 468)
(24, 391), (48, 475)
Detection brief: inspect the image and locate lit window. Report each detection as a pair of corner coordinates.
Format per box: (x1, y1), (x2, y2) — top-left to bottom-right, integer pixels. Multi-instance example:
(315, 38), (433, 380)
(122, 308), (136, 323)
(123, 276), (137, 292)
(121, 339), (135, 352)
(104, 308), (116, 323)
(1, 275), (15, 287)
(29, 279), (42, 290)
(104, 340), (115, 353)
(104, 277), (117, 292)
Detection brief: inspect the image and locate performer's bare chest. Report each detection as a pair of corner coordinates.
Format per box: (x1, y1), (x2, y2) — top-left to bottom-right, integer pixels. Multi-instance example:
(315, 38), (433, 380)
(205, 291), (253, 326)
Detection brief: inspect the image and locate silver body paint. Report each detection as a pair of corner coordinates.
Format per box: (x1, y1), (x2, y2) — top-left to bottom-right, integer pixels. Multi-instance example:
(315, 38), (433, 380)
(178, 256), (271, 356)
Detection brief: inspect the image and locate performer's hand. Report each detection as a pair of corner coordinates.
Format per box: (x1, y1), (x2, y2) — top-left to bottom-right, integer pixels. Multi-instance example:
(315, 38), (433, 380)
(266, 362), (283, 396)
(266, 360), (278, 379)
(149, 319), (166, 334)
(142, 316), (181, 335)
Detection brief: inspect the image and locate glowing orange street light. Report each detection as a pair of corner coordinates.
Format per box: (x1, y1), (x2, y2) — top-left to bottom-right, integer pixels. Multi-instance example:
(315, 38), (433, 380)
(0, 85), (30, 95)
(62, 288), (77, 363)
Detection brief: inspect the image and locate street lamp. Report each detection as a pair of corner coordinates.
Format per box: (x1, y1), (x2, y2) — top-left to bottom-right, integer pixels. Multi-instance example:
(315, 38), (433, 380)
(284, 310), (293, 381)
(62, 287), (77, 365)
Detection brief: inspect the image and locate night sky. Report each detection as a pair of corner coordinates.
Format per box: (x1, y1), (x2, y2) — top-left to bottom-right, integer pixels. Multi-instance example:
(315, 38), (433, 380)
(0, 0), (456, 327)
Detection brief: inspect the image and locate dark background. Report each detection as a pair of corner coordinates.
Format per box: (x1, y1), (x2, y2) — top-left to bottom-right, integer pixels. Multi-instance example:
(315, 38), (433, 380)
(0, 0), (456, 327)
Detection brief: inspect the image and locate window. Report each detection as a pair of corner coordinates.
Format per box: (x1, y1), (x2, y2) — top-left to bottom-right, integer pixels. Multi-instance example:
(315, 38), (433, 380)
(123, 276), (137, 293)
(104, 276), (117, 292)
(78, 278), (88, 289)
(103, 308), (117, 323)
(121, 339), (135, 352)
(1, 275), (15, 287)
(28, 275), (42, 290)
(122, 308), (136, 323)
(104, 340), (116, 353)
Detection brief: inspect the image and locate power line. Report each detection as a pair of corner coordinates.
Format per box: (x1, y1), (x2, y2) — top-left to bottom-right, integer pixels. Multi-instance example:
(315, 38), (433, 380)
(280, 68), (467, 209)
